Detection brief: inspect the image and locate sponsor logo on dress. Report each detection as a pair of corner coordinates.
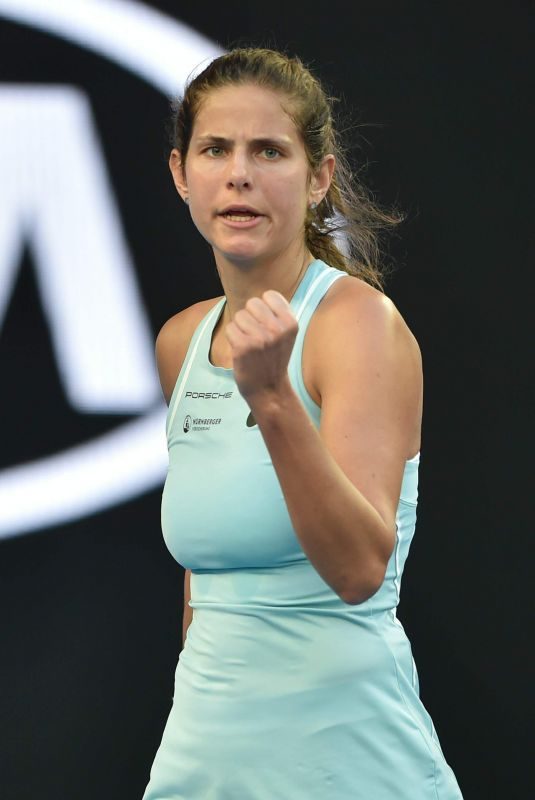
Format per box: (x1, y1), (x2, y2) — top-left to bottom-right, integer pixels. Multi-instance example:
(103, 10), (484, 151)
(183, 415), (222, 432)
(184, 391), (233, 399)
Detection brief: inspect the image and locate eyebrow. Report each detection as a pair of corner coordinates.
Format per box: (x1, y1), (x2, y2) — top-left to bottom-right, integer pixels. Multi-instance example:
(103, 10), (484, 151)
(195, 135), (293, 148)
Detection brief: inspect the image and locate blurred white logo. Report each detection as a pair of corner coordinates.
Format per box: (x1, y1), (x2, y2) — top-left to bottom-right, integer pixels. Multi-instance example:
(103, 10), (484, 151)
(0, 0), (223, 537)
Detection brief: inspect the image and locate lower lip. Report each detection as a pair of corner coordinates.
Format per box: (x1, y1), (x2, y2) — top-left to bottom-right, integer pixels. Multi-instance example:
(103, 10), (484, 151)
(218, 214), (264, 228)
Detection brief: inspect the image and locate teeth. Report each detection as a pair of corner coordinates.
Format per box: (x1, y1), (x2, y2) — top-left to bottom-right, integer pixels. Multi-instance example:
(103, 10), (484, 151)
(224, 213), (256, 221)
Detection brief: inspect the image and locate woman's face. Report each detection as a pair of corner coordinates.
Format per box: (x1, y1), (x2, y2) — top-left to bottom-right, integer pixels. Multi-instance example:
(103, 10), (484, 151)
(170, 83), (328, 266)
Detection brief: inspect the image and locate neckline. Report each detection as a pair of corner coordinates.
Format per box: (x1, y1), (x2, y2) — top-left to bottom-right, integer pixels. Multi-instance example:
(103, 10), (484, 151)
(206, 259), (321, 373)
(207, 299), (233, 372)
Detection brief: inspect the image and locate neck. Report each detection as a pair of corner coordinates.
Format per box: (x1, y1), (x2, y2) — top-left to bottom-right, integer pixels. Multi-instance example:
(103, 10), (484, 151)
(215, 248), (316, 324)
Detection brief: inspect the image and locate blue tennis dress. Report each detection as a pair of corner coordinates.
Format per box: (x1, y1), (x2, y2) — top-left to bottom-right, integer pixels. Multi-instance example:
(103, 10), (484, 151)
(142, 259), (463, 799)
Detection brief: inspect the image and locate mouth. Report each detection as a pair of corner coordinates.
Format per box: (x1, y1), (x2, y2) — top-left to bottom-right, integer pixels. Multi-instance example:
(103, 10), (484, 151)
(218, 206), (263, 221)
(218, 213), (264, 229)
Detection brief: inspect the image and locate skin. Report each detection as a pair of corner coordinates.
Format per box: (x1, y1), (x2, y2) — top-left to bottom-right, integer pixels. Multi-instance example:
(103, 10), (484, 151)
(168, 82), (334, 351)
(166, 81), (423, 603)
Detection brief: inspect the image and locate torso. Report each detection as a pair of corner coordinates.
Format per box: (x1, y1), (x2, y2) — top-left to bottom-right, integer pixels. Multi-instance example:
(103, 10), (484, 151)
(206, 275), (422, 459)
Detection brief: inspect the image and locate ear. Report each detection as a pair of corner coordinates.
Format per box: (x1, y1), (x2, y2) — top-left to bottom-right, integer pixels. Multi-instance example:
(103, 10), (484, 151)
(169, 148), (188, 201)
(308, 154), (335, 206)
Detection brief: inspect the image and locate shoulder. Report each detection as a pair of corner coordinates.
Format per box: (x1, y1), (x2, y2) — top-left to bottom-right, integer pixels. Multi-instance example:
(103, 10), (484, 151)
(313, 273), (422, 372)
(155, 296), (223, 405)
(309, 274), (423, 442)
(309, 274), (423, 547)
(156, 294), (222, 348)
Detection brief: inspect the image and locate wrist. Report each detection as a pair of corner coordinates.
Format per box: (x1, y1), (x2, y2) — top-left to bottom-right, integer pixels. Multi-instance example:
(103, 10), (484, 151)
(244, 375), (296, 418)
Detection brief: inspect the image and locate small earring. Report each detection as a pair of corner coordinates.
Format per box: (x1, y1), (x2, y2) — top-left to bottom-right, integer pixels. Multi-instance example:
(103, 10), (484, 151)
(184, 197), (189, 205)
(309, 201), (317, 210)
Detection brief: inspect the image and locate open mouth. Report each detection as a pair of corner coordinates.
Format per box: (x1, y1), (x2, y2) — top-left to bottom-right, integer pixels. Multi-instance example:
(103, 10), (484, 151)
(218, 205), (264, 221)
(220, 211), (261, 221)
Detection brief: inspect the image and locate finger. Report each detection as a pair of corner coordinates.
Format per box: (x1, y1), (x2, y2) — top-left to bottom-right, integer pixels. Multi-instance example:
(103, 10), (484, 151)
(262, 290), (294, 319)
(224, 320), (248, 347)
(262, 292), (298, 334)
(244, 296), (275, 324)
(231, 308), (264, 335)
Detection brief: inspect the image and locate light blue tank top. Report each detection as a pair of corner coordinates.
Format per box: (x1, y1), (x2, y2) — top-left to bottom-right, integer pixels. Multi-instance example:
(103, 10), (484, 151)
(143, 260), (467, 800)
(162, 258), (420, 614)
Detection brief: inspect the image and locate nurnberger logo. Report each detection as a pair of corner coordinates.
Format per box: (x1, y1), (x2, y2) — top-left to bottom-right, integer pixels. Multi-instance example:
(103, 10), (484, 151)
(183, 415), (222, 432)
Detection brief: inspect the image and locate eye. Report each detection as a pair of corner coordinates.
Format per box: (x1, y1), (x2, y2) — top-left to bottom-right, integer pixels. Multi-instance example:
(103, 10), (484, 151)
(205, 146), (224, 157)
(263, 147), (281, 159)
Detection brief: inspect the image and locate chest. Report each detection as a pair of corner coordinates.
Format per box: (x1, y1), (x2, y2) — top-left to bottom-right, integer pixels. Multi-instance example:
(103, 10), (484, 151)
(162, 365), (308, 569)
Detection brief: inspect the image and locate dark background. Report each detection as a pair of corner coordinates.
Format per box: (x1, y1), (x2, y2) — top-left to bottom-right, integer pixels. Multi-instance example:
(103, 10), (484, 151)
(1, 2), (532, 798)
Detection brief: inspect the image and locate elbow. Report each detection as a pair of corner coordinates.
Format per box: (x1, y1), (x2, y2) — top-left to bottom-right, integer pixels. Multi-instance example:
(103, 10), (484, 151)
(341, 561), (386, 606)
(340, 586), (380, 606)
(343, 524), (393, 605)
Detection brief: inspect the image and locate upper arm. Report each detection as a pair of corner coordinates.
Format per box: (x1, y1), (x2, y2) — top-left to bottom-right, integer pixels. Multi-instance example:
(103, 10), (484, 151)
(314, 281), (423, 566)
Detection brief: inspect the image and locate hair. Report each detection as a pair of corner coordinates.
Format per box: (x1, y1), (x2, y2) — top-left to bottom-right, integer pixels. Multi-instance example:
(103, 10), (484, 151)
(168, 47), (404, 292)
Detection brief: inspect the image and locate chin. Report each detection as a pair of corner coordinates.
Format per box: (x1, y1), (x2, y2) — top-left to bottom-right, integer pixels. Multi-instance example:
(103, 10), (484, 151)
(222, 253), (263, 267)
(217, 244), (269, 263)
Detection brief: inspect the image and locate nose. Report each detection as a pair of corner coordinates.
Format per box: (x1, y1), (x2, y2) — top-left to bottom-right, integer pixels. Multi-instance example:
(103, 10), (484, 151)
(227, 148), (251, 189)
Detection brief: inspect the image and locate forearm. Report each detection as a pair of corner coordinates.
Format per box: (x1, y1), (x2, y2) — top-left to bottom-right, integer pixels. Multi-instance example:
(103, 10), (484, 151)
(248, 378), (388, 604)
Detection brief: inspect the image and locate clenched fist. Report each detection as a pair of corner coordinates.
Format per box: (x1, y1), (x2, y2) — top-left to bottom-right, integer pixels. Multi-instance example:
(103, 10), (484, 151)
(224, 290), (299, 404)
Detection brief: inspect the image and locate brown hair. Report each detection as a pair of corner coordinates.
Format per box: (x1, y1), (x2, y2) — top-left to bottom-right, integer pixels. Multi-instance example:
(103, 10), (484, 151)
(168, 47), (403, 292)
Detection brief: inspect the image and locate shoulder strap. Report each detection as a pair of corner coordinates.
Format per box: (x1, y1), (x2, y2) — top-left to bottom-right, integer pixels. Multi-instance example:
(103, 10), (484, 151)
(288, 267), (346, 421)
(293, 266), (345, 323)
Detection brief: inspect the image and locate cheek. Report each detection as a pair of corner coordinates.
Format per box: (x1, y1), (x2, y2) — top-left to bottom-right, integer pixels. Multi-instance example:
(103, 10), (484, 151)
(187, 173), (213, 214)
(270, 172), (308, 214)
(188, 163), (217, 192)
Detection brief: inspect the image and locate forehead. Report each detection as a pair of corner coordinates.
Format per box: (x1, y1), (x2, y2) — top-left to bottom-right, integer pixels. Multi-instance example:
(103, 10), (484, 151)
(193, 83), (298, 140)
